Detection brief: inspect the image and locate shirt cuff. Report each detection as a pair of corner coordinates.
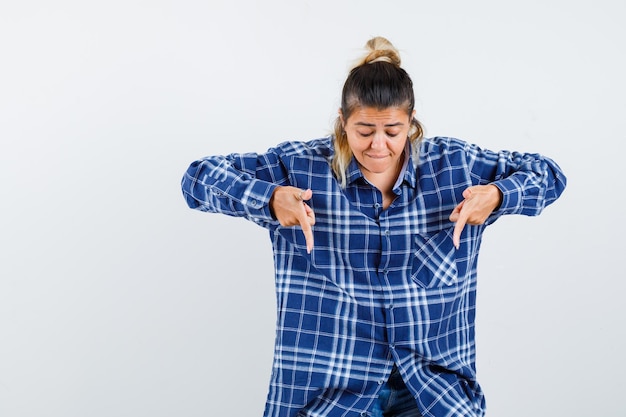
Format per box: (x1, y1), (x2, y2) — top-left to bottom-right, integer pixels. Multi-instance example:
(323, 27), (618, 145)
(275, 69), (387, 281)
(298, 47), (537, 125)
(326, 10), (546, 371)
(240, 179), (279, 221)
(491, 177), (523, 216)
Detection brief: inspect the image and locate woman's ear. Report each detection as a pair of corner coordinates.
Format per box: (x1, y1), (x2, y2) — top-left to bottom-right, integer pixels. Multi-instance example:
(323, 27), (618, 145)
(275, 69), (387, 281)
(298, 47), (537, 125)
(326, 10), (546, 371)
(338, 108), (345, 128)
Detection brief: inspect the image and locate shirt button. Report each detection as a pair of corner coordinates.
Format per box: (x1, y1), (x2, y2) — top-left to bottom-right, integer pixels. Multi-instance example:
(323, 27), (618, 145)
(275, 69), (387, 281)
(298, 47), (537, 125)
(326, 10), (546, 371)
(389, 304), (394, 310)
(250, 199), (258, 207)
(378, 379), (384, 385)
(384, 230), (390, 236)
(360, 412), (368, 417)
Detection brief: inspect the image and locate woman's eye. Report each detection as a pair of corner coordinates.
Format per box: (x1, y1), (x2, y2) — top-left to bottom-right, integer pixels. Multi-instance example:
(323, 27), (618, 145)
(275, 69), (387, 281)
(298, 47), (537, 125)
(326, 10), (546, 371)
(356, 130), (400, 138)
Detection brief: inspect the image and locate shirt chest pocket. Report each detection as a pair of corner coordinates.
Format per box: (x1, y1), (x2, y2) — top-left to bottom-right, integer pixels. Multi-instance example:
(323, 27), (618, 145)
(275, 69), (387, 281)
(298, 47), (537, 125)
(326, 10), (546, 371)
(411, 228), (458, 288)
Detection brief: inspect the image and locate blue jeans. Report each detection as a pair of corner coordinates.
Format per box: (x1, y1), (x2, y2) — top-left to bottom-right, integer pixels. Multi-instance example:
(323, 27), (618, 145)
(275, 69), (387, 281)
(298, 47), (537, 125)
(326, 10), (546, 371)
(370, 366), (423, 417)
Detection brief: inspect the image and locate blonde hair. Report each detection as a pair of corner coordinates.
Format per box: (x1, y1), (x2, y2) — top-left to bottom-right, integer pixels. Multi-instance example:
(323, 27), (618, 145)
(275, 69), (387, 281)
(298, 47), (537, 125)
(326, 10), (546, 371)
(356, 36), (402, 66)
(332, 37), (424, 187)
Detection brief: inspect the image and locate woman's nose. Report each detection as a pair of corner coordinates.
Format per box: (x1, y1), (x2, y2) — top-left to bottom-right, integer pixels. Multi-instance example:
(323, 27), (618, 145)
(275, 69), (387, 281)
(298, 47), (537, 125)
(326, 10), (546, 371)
(371, 133), (386, 149)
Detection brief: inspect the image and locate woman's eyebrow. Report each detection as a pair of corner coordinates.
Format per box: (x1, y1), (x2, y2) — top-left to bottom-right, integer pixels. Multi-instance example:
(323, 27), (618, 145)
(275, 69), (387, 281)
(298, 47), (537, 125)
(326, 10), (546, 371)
(354, 122), (404, 127)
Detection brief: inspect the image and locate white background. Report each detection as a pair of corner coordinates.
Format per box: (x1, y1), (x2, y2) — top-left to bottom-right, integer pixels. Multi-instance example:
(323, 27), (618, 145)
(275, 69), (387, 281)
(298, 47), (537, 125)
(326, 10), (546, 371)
(1, 1), (624, 416)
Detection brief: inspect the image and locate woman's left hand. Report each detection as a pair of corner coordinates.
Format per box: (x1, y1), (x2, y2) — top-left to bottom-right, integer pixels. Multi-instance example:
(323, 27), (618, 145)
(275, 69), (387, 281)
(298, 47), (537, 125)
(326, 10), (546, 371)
(449, 184), (503, 249)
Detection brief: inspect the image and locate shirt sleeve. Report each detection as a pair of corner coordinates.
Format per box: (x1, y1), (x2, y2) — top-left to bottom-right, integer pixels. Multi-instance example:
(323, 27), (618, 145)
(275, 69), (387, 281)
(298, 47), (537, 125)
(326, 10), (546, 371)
(461, 140), (567, 220)
(181, 148), (289, 228)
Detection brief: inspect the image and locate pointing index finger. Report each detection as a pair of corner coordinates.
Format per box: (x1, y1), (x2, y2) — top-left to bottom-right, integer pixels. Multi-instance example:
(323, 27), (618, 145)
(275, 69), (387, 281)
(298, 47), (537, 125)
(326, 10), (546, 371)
(452, 210), (468, 250)
(297, 209), (314, 254)
(295, 190), (314, 254)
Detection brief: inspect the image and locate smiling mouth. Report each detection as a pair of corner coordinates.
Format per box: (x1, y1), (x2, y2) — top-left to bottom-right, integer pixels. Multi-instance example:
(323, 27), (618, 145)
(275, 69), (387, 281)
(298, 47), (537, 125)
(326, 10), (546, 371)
(366, 154), (389, 159)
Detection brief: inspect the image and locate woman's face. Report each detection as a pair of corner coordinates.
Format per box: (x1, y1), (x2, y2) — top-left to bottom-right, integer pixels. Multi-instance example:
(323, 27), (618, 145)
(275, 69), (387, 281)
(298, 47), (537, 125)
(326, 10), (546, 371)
(341, 106), (414, 181)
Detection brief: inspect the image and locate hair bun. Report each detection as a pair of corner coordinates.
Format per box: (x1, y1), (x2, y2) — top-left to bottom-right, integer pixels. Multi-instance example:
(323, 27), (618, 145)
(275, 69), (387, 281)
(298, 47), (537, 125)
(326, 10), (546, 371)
(361, 36), (401, 66)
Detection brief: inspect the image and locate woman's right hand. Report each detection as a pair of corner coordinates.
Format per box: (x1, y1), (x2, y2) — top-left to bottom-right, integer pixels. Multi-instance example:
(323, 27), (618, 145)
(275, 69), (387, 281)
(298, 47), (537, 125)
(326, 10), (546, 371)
(269, 187), (315, 253)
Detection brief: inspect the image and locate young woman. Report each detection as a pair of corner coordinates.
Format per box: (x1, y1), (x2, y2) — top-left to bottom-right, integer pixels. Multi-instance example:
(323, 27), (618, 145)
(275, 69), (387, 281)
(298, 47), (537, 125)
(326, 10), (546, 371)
(181, 37), (566, 417)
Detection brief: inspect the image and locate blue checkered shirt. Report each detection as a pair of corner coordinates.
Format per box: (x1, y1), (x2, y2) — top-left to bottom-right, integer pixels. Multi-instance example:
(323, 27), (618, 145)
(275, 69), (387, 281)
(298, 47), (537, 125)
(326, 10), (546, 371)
(181, 136), (566, 417)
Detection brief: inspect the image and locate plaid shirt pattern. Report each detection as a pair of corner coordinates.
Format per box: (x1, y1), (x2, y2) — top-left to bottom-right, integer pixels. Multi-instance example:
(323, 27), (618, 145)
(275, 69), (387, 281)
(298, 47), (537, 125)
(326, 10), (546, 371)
(182, 136), (566, 417)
